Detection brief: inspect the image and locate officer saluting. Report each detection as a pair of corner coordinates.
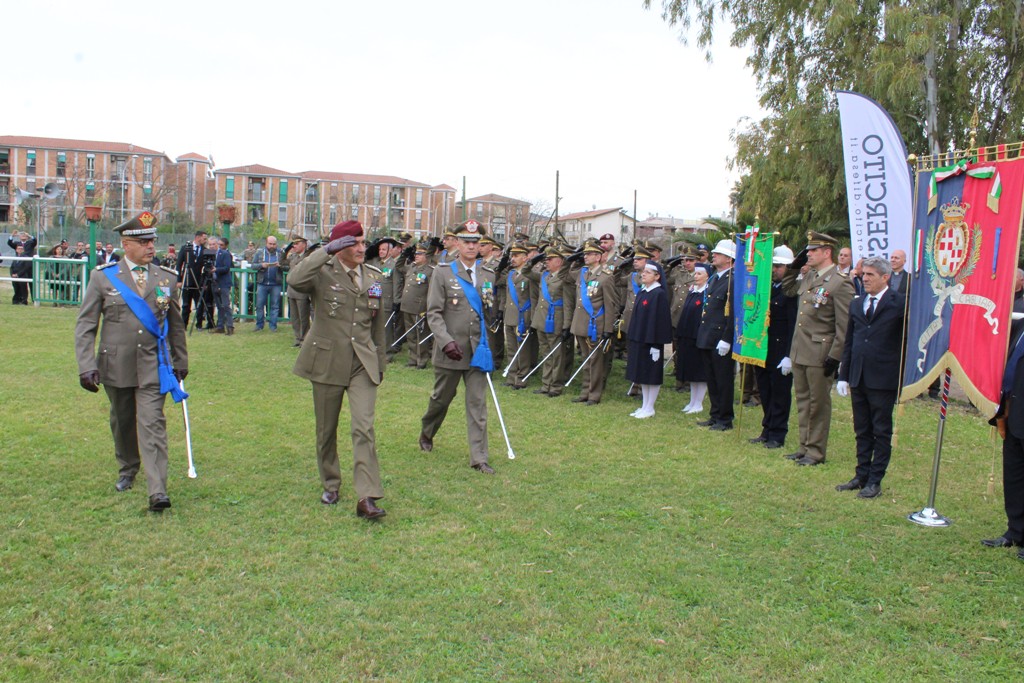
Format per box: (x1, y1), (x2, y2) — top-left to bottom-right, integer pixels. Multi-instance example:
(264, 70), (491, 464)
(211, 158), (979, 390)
(75, 212), (188, 511)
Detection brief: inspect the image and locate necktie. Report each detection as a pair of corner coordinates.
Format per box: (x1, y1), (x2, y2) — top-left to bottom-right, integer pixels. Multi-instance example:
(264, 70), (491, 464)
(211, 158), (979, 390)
(866, 296), (876, 321)
(133, 265), (146, 289)
(349, 269), (359, 290)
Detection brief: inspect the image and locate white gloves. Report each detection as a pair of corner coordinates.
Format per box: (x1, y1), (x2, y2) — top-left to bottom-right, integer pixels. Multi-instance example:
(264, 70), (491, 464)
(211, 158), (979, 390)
(716, 340), (730, 356)
(778, 357), (792, 375)
(836, 381), (850, 397)
(650, 347), (661, 361)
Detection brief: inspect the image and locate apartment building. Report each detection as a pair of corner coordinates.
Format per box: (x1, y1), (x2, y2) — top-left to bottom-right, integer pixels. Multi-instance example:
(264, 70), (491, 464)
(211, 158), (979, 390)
(214, 164), (303, 236)
(173, 153), (216, 225)
(0, 135), (172, 225)
(459, 194), (531, 242)
(554, 207), (636, 244)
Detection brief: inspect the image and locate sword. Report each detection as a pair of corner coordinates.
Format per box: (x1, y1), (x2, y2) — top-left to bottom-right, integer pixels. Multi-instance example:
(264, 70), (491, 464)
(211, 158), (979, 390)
(419, 332), (434, 345)
(501, 328), (532, 378)
(180, 381), (197, 478)
(522, 340), (562, 381)
(389, 316), (424, 348)
(566, 339), (605, 386)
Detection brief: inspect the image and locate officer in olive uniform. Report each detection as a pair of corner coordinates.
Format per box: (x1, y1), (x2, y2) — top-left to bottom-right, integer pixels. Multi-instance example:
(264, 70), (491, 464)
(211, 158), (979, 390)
(524, 247), (570, 396)
(401, 243), (434, 369)
(419, 220), (498, 474)
(568, 242), (621, 405)
(284, 235), (312, 347)
(502, 243), (533, 388)
(290, 220), (387, 519)
(75, 211), (188, 512)
(391, 231), (415, 344)
(367, 236), (402, 360)
(481, 236), (506, 365)
(780, 231), (855, 465)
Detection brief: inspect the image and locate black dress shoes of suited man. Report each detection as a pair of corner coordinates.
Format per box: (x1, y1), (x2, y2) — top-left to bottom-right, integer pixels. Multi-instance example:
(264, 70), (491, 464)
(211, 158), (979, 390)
(835, 477), (864, 491)
(857, 484), (881, 498)
(980, 535), (1022, 548)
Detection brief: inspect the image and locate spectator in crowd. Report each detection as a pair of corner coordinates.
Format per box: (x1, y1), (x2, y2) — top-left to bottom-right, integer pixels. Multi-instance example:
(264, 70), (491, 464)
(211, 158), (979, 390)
(838, 247), (853, 275)
(105, 243), (120, 264)
(213, 237), (235, 335)
(835, 256), (906, 499)
(750, 246), (799, 450)
(243, 241), (257, 264)
(9, 244), (31, 304)
(251, 235), (283, 331)
(780, 231), (855, 466)
(889, 249), (908, 295)
(70, 241), (89, 259)
(695, 240), (737, 431)
(625, 262), (673, 419)
(676, 263), (711, 413)
(8, 230), (37, 256)
(161, 244), (177, 269)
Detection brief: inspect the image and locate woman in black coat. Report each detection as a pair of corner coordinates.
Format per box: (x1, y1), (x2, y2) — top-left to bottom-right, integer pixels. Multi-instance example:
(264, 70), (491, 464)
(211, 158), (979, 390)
(625, 263), (673, 418)
(676, 264), (712, 413)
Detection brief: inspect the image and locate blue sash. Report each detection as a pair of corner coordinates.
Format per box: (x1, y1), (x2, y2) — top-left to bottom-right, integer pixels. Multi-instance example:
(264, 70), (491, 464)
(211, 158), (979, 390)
(450, 262), (494, 372)
(102, 268), (189, 403)
(578, 267), (604, 342)
(540, 272), (562, 334)
(507, 272), (532, 339)
(631, 272), (641, 296)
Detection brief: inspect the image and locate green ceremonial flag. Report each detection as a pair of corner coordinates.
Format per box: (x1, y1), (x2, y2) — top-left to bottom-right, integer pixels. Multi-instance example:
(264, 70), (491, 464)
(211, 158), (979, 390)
(731, 229), (774, 367)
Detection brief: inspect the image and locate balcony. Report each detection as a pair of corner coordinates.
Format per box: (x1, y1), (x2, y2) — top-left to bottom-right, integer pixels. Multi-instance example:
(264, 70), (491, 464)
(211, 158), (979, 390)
(0, 162), (10, 175)
(247, 189), (267, 203)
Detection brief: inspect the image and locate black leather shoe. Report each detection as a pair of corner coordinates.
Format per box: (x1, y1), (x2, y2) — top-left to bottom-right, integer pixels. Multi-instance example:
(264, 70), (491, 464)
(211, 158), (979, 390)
(533, 389), (549, 395)
(148, 493), (171, 511)
(748, 436), (767, 444)
(835, 478), (864, 492)
(784, 452), (804, 460)
(115, 475), (134, 492)
(764, 440), (784, 449)
(571, 396), (589, 403)
(795, 456), (823, 466)
(858, 483), (881, 498)
(585, 400), (600, 406)
(710, 423), (733, 431)
(980, 535), (1020, 548)
(321, 490), (339, 505)
(356, 497), (386, 520)
(418, 433), (433, 452)
(696, 419), (716, 427)
(472, 463), (496, 475)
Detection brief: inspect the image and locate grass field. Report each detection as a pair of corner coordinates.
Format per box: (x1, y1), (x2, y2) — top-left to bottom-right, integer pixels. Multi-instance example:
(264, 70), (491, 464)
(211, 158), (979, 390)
(1, 293), (1022, 681)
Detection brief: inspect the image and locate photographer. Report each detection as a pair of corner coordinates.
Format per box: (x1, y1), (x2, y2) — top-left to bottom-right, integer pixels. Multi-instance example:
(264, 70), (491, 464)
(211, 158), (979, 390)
(175, 230), (210, 328)
(251, 235), (283, 331)
(213, 237), (235, 334)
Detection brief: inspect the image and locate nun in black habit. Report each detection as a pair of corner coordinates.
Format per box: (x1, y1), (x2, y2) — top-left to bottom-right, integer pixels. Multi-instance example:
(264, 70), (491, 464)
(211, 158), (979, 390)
(625, 262), (674, 418)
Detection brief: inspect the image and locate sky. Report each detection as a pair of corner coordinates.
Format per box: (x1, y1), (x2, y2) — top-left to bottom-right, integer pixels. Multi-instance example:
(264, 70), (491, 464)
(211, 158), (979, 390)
(7, 0), (762, 221)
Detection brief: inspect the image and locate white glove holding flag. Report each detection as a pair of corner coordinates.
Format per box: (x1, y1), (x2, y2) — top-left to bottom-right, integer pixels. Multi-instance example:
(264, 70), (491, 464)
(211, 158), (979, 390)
(716, 340), (730, 357)
(650, 347), (660, 361)
(778, 357), (792, 376)
(836, 381), (850, 397)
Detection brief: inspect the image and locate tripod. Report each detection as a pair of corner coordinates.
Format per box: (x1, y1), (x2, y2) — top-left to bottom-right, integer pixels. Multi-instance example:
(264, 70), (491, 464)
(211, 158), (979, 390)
(180, 246), (215, 335)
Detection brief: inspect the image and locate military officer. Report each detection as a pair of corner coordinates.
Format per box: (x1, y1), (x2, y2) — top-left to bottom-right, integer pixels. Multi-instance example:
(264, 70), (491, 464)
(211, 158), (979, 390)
(502, 243), (533, 388)
(391, 231), (415, 344)
(567, 242), (621, 405)
(75, 211), (188, 512)
(418, 219), (498, 474)
(284, 235), (312, 347)
(367, 236), (403, 360)
(401, 243), (434, 369)
(481, 236), (506, 365)
(290, 220), (387, 519)
(780, 231), (855, 465)
(524, 247), (570, 396)
(695, 239), (737, 431)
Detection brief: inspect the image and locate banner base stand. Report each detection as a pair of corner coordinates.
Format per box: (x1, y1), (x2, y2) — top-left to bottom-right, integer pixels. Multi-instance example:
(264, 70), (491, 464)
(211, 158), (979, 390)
(908, 507), (952, 527)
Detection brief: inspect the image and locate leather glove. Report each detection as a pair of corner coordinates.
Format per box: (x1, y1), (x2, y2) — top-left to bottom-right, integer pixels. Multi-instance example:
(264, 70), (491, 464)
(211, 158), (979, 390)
(777, 357), (792, 376)
(494, 312), (504, 327)
(788, 247), (809, 271)
(716, 340), (730, 356)
(601, 332), (612, 341)
(442, 341), (464, 361)
(822, 357), (840, 377)
(325, 235), (357, 255)
(79, 370), (100, 393)
(561, 328), (573, 344)
(174, 368), (189, 383)
(650, 347), (660, 361)
(836, 380), (850, 397)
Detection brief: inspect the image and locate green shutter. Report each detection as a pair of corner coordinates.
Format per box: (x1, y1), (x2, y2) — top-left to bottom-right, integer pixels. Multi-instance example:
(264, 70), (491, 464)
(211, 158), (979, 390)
(226, 177), (235, 199)
(57, 152), (66, 162)
(86, 181), (95, 190)
(144, 184), (152, 195)
(279, 179), (288, 203)
(27, 150), (36, 159)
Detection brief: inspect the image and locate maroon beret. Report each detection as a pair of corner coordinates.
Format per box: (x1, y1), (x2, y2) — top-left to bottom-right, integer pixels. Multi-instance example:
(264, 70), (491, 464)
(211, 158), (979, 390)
(329, 220), (363, 241)
(599, 233), (615, 241)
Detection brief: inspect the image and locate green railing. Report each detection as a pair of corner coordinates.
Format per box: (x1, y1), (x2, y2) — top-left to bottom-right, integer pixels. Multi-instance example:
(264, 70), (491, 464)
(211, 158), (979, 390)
(230, 268), (294, 322)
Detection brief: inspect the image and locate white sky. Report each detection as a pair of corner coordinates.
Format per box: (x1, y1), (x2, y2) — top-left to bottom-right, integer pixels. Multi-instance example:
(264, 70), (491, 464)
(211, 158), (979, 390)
(7, 0), (762, 221)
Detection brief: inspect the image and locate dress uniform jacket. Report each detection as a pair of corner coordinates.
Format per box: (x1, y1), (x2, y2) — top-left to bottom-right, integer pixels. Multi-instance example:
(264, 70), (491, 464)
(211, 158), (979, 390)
(524, 263), (569, 334)
(696, 267), (736, 425)
(290, 249), (386, 386)
(75, 261), (188, 387)
(568, 264), (619, 339)
(400, 261), (433, 315)
(781, 264), (855, 367)
(427, 259), (497, 370)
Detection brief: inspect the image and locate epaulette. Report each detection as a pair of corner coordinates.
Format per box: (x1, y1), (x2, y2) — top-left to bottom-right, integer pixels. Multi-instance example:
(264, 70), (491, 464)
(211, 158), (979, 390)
(481, 265), (496, 273)
(364, 263), (382, 274)
(159, 265), (178, 276)
(96, 262), (118, 270)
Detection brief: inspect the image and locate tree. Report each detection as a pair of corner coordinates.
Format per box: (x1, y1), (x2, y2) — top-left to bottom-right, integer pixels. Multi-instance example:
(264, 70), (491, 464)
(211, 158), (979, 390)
(646, 0), (1024, 243)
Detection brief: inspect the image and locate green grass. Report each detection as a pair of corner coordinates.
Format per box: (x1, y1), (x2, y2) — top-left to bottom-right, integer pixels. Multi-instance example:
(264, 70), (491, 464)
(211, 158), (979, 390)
(1, 292), (1022, 681)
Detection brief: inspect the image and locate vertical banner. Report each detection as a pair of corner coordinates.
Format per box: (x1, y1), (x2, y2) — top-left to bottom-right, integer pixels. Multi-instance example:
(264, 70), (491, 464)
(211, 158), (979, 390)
(732, 229), (774, 367)
(837, 91), (914, 266)
(901, 156), (1024, 417)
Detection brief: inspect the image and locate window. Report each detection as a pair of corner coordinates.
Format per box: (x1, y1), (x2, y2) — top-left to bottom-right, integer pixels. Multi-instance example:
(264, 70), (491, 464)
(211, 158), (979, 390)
(415, 188), (423, 208)
(279, 179), (288, 204)
(56, 152), (66, 178)
(351, 184), (359, 203)
(415, 210), (422, 230)
(373, 185), (381, 206)
(26, 150), (36, 175)
(350, 205), (358, 219)
(476, 202), (483, 218)
(226, 177), (235, 199)
(278, 205), (287, 225)
(329, 206), (337, 225)
(86, 154), (95, 180)
(143, 158), (153, 183)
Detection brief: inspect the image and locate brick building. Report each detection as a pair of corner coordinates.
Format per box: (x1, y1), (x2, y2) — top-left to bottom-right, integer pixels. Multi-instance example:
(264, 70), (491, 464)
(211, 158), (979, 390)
(458, 194), (531, 242)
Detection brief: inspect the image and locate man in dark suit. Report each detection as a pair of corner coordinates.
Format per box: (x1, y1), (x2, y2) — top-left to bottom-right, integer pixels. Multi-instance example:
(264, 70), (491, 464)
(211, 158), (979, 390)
(751, 246), (799, 449)
(835, 256), (906, 498)
(212, 237), (234, 334)
(695, 239), (736, 431)
(888, 249), (909, 295)
(982, 316), (1024, 557)
(175, 230), (209, 328)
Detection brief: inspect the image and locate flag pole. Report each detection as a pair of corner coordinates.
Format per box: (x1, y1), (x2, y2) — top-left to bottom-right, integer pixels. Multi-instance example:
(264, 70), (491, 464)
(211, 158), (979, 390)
(908, 367), (953, 527)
